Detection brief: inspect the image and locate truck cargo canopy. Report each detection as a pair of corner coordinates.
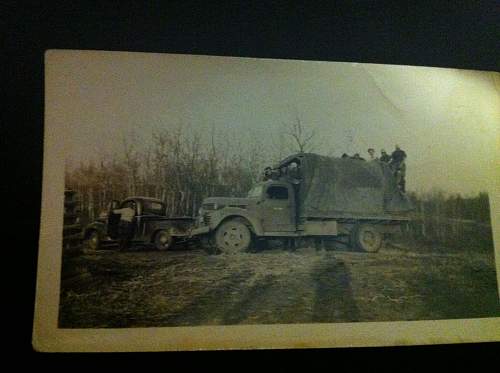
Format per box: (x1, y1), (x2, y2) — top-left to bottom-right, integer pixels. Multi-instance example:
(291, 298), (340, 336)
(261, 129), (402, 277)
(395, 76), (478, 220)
(275, 153), (414, 219)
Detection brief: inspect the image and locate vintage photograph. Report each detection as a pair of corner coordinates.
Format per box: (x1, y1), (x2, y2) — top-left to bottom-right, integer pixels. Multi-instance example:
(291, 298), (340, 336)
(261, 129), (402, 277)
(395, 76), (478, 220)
(35, 50), (499, 350)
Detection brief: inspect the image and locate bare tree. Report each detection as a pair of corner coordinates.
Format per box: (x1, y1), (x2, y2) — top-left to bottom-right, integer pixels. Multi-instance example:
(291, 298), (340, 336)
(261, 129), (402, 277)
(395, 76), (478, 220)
(122, 131), (141, 196)
(245, 129), (268, 184)
(282, 112), (317, 154)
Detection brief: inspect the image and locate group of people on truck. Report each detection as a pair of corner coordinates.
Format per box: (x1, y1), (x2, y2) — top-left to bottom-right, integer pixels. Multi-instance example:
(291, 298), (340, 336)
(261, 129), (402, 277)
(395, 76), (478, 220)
(261, 144), (407, 195)
(341, 145), (407, 193)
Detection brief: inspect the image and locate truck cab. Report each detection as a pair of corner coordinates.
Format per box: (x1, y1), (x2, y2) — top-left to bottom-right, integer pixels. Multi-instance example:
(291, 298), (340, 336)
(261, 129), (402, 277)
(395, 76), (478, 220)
(194, 179), (301, 254)
(248, 181), (296, 233)
(197, 180), (297, 233)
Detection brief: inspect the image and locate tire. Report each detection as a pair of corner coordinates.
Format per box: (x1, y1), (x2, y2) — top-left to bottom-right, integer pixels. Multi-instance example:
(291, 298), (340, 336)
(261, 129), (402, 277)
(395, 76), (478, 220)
(352, 224), (382, 253)
(154, 229), (173, 251)
(85, 230), (100, 252)
(215, 218), (252, 254)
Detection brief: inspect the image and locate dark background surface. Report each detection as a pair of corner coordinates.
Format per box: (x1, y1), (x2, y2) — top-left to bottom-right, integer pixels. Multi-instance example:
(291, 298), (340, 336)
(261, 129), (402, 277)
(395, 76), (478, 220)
(4, 0), (498, 364)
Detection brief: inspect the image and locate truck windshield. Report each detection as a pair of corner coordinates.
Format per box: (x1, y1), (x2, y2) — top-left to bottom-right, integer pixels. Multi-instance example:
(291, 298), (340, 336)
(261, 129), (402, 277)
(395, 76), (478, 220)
(247, 185), (263, 198)
(142, 200), (165, 216)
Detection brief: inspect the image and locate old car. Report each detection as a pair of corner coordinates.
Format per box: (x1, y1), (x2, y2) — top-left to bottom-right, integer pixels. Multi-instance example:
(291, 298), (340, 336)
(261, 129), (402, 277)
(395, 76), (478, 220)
(62, 189), (83, 254)
(83, 196), (194, 251)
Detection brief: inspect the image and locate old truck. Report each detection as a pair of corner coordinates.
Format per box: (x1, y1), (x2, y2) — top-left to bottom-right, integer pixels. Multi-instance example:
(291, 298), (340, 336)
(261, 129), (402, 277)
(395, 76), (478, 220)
(83, 196), (194, 251)
(191, 152), (414, 253)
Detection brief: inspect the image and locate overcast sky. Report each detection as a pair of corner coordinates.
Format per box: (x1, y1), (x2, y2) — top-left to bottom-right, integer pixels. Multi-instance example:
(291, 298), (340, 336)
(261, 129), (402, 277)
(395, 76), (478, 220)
(46, 50), (499, 196)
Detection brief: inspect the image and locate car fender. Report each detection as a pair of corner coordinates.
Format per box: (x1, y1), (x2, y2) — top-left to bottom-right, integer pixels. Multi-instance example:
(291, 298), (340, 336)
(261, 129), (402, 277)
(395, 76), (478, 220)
(147, 219), (194, 237)
(83, 221), (107, 240)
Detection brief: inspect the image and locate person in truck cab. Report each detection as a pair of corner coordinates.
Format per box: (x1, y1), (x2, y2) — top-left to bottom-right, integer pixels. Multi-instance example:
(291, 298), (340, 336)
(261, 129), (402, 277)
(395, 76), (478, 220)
(262, 166), (273, 181)
(113, 201), (136, 251)
(286, 161), (301, 184)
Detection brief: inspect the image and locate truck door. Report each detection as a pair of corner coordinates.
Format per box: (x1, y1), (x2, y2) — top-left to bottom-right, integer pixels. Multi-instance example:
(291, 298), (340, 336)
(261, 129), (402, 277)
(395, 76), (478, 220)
(261, 184), (295, 232)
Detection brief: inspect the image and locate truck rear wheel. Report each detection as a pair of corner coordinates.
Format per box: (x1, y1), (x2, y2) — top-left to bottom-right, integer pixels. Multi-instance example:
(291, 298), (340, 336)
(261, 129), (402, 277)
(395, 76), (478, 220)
(352, 224), (382, 253)
(215, 218), (252, 254)
(154, 229), (173, 251)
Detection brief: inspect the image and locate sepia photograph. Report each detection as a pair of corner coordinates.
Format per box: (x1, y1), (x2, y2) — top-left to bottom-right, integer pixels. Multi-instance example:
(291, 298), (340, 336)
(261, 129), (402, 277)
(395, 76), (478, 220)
(34, 50), (499, 351)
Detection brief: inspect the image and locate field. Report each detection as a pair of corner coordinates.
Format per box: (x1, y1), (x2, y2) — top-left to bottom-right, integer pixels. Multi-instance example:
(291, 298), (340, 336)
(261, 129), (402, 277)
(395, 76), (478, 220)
(58, 242), (500, 328)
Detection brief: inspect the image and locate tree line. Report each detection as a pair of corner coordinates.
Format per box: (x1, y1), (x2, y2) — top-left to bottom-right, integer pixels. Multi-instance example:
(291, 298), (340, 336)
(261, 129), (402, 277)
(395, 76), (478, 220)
(66, 126), (268, 222)
(406, 190), (492, 248)
(66, 116), (320, 223)
(65, 119), (493, 249)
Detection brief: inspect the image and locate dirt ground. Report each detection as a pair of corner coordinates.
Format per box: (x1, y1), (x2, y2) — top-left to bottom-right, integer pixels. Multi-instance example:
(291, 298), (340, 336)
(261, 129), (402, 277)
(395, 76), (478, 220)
(58, 242), (500, 328)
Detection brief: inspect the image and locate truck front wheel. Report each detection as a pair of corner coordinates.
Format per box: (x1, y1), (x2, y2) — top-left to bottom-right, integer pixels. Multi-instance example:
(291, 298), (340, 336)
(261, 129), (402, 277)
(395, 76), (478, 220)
(352, 224), (382, 253)
(215, 218), (252, 254)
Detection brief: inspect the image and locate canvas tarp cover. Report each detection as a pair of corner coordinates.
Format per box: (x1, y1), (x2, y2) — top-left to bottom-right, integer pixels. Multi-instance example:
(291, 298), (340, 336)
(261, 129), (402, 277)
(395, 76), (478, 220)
(278, 153), (413, 219)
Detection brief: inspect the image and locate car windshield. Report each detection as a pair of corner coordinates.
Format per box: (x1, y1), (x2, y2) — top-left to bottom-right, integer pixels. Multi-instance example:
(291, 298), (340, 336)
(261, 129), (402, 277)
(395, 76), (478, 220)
(142, 200), (165, 215)
(247, 185), (263, 198)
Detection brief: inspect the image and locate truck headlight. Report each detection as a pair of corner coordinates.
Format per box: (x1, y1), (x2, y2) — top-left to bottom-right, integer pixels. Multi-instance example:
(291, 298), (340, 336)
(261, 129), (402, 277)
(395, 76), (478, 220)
(202, 203), (218, 210)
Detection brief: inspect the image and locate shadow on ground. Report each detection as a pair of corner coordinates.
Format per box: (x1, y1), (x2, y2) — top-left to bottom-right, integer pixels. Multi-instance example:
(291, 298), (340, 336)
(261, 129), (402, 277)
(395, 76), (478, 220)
(311, 256), (360, 322)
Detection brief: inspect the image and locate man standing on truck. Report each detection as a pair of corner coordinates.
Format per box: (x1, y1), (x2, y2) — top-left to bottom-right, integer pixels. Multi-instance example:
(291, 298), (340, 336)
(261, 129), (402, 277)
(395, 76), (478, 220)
(390, 145), (407, 192)
(390, 145), (407, 167)
(113, 202), (136, 251)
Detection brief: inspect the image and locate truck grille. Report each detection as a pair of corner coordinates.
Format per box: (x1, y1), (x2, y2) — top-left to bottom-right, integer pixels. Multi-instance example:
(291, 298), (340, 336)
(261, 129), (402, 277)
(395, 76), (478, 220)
(203, 213), (211, 225)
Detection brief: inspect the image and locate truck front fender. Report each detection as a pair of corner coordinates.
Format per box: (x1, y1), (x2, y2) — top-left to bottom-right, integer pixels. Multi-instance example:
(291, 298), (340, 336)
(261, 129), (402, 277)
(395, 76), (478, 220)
(208, 208), (264, 236)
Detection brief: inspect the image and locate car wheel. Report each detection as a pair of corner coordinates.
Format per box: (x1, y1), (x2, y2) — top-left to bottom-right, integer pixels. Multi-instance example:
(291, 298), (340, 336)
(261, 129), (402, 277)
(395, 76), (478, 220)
(215, 218), (252, 254)
(85, 230), (100, 251)
(154, 229), (173, 251)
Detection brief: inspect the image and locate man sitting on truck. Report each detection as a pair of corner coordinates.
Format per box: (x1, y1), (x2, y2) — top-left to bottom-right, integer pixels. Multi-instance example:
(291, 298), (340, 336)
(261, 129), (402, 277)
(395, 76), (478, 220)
(367, 148), (376, 160)
(379, 149), (391, 163)
(113, 202), (136, 251)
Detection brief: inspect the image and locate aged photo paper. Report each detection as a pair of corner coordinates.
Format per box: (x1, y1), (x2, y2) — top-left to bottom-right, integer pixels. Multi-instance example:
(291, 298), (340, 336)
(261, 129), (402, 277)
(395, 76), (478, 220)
(33, 50), (500, 351)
